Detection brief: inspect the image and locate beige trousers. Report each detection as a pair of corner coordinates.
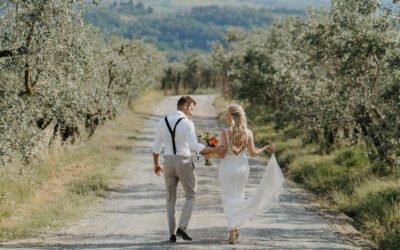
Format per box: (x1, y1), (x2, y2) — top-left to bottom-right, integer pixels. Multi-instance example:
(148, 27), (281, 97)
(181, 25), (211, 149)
(163, 155), (197, 235)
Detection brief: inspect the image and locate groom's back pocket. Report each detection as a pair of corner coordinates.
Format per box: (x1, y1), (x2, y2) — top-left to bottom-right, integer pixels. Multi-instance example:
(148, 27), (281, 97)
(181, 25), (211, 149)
(183, 160), (195, 170)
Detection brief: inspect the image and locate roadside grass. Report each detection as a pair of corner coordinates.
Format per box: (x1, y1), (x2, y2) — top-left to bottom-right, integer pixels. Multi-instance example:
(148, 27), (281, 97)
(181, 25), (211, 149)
(0, 89), (163, 241)
(260, 125), (399, 248)
(213, 95), (399, 248)
(335, 179), (400, 249)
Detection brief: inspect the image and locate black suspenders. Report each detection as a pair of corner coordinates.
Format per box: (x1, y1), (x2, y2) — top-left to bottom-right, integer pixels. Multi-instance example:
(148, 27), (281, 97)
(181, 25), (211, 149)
(165, 116), (185, 155)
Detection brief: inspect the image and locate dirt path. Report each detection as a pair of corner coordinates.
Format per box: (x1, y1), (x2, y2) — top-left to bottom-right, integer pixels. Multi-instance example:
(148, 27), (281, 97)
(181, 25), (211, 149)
(1, 95), (370, 249)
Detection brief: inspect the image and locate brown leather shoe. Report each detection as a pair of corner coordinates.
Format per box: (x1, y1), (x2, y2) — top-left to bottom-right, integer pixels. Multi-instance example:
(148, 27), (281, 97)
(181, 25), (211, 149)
(176, 228), (192, 241)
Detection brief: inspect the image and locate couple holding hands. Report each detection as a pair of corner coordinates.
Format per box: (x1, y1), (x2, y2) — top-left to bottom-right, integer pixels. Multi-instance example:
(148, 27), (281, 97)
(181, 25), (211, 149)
(152, 96), (283, 244)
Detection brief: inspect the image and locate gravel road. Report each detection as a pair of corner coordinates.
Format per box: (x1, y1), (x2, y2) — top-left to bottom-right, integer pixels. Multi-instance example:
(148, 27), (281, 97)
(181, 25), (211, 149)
(1, 95), (370, 250)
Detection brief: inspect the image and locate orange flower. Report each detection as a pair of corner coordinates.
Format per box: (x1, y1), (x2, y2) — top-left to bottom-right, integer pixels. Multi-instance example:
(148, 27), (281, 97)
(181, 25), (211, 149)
(196, 131), (219, 166)
(209, 137), (219, 147)
(197, 131), (219, 147)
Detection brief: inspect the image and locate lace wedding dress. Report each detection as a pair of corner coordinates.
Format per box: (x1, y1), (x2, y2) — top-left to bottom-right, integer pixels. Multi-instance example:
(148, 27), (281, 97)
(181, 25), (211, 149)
(217, 130), (284, 230)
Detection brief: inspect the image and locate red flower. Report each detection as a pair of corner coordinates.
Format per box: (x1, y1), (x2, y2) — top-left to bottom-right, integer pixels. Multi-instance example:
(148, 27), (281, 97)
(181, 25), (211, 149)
(197, 131), (219, 166)
(209, 137), (219, 147)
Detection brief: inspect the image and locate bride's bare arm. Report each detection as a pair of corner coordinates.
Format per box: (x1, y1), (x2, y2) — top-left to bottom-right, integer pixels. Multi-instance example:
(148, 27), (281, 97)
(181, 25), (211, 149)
(219, 129), (228, 149)
(247, 129), (273, 157)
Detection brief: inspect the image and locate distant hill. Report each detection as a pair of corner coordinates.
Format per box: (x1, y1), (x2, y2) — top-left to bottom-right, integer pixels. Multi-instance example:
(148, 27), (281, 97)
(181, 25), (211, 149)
(84, 1), (336, 60)
(236, 0), (330, 9)
(109, 0), (331, 12)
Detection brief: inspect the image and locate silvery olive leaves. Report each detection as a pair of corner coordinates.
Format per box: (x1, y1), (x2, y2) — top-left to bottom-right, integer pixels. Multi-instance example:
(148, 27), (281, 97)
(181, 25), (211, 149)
(0, 0), (166, 167)
(213, 0), (400, 169)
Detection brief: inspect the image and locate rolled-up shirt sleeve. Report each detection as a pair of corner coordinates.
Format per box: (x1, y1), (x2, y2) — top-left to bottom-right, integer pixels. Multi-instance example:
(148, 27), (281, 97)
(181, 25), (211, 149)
(152, 121), (162, 154)
(186, 120), (205, 153)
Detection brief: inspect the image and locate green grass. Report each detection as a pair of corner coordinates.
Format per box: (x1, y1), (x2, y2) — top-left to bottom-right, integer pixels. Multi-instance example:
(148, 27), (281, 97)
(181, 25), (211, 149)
(334, 179), (400, 249)
(68, 174), (111, 198)
(278, 140), (398, 247)
(286, 146), (373, 197)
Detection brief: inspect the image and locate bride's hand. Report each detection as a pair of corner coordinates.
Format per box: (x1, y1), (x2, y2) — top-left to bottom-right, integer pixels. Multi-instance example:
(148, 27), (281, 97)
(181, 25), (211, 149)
(265, 144), (274, 154)
(214, 146), (227, 159)
(203, 153), (212, 160)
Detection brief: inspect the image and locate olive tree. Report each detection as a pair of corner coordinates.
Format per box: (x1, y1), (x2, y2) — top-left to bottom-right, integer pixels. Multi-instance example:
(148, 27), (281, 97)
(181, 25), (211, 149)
(214, 0), (399, 168)
(0, 0), (166, 167)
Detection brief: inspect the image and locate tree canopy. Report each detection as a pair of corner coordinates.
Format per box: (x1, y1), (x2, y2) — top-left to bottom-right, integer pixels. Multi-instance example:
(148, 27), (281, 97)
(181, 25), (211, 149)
(0, 0), (165, 167)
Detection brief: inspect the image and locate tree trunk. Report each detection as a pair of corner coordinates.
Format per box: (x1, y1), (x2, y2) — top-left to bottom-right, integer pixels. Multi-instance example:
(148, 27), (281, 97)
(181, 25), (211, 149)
(24, 62), (35, 96)
(174, 73), (180, 94)
(107, 61), (115, 97)
(357, 118), (395, 169)
(218, 74), (228, 97)
(22, 0), (49, 96)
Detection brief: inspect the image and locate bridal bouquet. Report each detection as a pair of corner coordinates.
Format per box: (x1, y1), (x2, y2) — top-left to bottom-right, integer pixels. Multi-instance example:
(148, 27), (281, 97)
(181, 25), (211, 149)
(197, 131), (219, 166)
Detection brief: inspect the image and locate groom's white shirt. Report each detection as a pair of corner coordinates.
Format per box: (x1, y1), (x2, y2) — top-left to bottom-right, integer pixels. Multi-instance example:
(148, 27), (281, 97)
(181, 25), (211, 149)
(152, 111), (205, 157)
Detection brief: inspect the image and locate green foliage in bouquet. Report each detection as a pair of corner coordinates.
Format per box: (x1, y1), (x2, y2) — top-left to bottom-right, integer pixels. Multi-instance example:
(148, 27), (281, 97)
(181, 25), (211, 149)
(197, 131), (219, 166)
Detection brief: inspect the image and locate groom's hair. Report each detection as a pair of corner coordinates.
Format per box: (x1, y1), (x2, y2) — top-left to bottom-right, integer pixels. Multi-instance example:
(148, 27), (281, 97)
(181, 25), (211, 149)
(177, 96), (196, 108)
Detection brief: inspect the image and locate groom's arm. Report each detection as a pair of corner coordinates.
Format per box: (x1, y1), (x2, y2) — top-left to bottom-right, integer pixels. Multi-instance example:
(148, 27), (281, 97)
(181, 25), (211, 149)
(200, 146), (227, 158)
(186, 121), (206, 153)
(152, 121), (163, 176)
(185, 122), (227, 157)
(152, 153), (162, 176)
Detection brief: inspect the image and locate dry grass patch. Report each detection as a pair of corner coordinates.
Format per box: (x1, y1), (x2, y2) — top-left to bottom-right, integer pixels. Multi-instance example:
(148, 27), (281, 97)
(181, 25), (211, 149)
(0, 89), (163, 241)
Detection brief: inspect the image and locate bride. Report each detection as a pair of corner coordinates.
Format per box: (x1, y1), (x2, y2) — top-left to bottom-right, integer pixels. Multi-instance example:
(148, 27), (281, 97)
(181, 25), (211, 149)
(208, 104), (284, 244)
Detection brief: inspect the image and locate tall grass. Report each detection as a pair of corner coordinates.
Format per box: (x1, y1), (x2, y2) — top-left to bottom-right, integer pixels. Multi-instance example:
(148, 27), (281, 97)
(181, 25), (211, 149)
(265, 125), (399, 248)
(336, 180), (400, 249)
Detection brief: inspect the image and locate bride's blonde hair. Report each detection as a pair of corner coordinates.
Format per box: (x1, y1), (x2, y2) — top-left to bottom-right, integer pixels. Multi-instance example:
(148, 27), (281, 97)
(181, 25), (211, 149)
(228, 104), (248, 154)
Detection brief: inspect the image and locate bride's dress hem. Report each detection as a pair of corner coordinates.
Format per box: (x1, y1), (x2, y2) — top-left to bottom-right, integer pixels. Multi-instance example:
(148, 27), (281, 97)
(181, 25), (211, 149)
(218, 153), (284, 230)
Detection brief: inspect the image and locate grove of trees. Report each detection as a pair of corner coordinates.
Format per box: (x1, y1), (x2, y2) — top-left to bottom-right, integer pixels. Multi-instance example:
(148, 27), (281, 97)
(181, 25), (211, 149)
(0, 0), (165, 168)
(161, 53), (217, 94)
(210, 0), (399, 247)
(213, 0), (399, 169)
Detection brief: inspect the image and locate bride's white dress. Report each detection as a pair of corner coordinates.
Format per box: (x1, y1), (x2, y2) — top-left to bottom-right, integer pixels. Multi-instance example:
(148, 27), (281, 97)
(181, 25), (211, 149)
(217, 130), (284, 230)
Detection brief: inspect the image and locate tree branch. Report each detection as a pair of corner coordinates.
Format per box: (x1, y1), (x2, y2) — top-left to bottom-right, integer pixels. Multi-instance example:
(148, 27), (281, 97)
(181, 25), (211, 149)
(0, 47), (27, 58)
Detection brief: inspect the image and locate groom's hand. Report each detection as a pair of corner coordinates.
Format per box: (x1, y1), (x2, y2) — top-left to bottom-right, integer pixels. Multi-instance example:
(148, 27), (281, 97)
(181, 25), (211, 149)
(154, 164), (163, 176)
(215, 146), (227, 158)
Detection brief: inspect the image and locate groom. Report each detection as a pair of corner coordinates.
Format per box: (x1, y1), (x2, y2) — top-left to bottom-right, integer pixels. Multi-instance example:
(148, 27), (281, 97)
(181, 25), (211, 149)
(152, 95), (226, 242)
